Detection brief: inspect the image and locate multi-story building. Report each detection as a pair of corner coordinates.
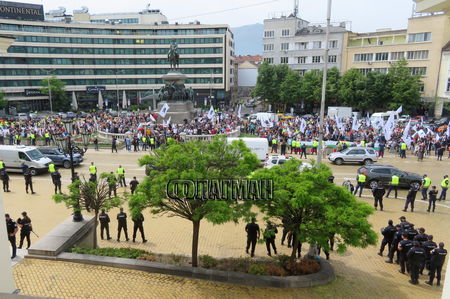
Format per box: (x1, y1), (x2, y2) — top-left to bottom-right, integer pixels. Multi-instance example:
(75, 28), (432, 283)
(342, 14), (450, 117)
(262, 15), (349, 75)
(231, 55), (262, 101)
(0, 1), (235, 112)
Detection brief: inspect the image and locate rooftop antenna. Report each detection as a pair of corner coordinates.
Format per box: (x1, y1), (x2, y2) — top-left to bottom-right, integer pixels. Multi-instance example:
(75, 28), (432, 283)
(293, 0), (298, 17)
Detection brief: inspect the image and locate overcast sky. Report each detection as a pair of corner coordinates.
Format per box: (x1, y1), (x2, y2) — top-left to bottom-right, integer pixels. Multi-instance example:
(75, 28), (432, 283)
(14, 0), (414, 32)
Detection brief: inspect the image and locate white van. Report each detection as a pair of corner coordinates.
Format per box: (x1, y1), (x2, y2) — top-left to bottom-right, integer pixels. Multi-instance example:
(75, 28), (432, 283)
(0, 145), (52, 175)
(227, 137), (268, 161)
(370, 111), (398, 122)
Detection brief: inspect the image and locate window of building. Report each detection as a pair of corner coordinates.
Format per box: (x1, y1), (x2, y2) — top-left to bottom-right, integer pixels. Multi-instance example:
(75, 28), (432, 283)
(390, 52), (404, 61)
(406, 50), (429, 60)
(297, 56), (306, 64)
(312, 56), (321, 63)
(410, 67), (427, 76)
(373, 68), (388, 74)
(297, 70), (307, 76)
(419, 82), (425, 92)
(447, 78), (450, 92)
(329, 40), (338, 48)
(408, 32), (432, 43)
(354, 53), (373, 62)
(312, 41), (322, 49)
(263, 44), (274, 51)
(375, 52), (389, 61)
(280, 57), (289, 64)
(281, 43), (289, 50)
(296, 42), (308, 50)
(264, 30), (274, 38)
(264, 57), (274, 64)
(281, 29), (290, 37)
(358, 68), (372, 75)
(328, 55), (337, 63)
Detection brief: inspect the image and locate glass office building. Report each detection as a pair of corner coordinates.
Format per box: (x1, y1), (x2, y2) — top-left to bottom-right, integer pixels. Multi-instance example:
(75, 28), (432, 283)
(0, 4), (235, 111)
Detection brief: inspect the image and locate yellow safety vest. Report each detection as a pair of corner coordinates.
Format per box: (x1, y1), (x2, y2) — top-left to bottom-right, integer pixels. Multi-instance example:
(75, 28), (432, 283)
(358, 174), (366, 183)
(30, 133), (35, 139)
(442, 179), (449, 188)
(0, 161), (4, 169)
(142, 137), (147, 143)
(391, 175), (399, 185)
(48, 163), (56, 173)
(117, 168), (124, 175)
(150, 138), (155, 145)
(45, 133), (50, 138)
(89, 165), (97, 174)
(312, 141), (318, 147)
(272, 139), (277, 145)
(15, 134), (19, 140)
(167, 137), (174, 142)
(361, 141), (365, 147)
(423, 177), (431, 187)
(401, 143), (407, 150)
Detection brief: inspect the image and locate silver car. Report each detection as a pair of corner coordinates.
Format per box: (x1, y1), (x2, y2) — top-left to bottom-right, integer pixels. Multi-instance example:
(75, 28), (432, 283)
(328, 147), (378, 165)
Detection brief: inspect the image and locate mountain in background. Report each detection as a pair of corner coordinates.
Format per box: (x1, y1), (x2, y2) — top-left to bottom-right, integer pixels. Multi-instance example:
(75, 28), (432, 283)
(232, 23), (263, 56)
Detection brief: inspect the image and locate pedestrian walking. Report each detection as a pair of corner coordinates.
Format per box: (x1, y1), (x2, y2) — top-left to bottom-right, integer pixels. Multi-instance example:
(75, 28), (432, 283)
(372, 182), (386, 210)
(51, 170), (62, 194)
(130, 177), (139, 194)
(426, 242), (447, 286)
(132, 212), (147, 243)
(378, 220), (395, 256)
(5, 213), (18, 259)
(111, 137), (118, 153)
(386, 173), (399, 199)
(427, 186), (438, 212)
(93, 137), (99, 151)
(117, 207), (129, 242)
(438, 175), (448, 201)
(117, 165), (126, 187)
(407, 241), (426, 285)
(99, 209), (111, 240)
(245, 217), (260, 257)
(421, 174), (431, 200)
(17, 212), (32, 249)
(263, 221), (278, 256)
(403, 186), (418, 212)
(0, 168), (10, 192)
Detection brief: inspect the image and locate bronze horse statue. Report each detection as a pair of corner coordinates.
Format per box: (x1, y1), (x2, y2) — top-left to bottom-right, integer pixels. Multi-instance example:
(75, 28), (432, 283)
(168, 41), (179, 70)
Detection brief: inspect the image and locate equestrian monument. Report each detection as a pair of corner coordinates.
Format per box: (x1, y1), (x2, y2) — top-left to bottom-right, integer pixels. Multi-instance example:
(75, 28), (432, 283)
(156, 40), (195, 124)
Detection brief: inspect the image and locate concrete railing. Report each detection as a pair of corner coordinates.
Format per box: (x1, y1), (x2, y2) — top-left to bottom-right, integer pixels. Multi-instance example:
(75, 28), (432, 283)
(97, 130), (129, 141)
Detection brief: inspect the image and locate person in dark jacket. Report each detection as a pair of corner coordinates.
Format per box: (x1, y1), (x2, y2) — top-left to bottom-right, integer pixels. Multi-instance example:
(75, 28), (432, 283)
(132, 212), (147, 243)
(407, 241), (426, 285)
(51, 170), (62, 194)
(263, 221), (278, 256)
(421, 235), (437, 275)
(116, 208), (129, 242)
(372, 182), (386, 210)
(245, 217), (260, 257)
(426, 242), (447, 286)
(398, 234), (413, 274)
(99, 209), (111, 240)
(0, 168), (10, 192)
(403, 186), (418, 212)
(378, 219), (395, 256)
(17, 212), (32, 249)
(5, 213), (18, 259)
(427, 186), (438, 212)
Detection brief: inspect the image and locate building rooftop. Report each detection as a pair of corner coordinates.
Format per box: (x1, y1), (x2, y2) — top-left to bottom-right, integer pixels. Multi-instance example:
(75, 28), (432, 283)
(234, 55), (262, 63)
(443, 41), (450, 51)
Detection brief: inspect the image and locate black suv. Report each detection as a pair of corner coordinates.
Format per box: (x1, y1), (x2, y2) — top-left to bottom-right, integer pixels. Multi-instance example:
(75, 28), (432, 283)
(357, 165), (422, 190)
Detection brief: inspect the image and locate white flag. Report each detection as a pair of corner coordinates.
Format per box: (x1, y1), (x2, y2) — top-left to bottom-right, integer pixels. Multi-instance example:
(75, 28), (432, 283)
(395, 106), (403, 115)
(383, 112), (395, 140)
(446, 124), (450, 137)
(237, 105), (242, 118)
(366, 113), (371, 127)
(300, 118), (307, 133)
(149, 114), (156, 122)
(402, 120), (411, 143)
(207, 106), (215, 120)
(352, 117), (359, 131)
(158, 103), (170, 118)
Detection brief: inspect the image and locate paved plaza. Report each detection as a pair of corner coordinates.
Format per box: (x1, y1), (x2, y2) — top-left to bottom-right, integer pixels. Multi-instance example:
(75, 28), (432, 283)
(4, 149), (450, 299)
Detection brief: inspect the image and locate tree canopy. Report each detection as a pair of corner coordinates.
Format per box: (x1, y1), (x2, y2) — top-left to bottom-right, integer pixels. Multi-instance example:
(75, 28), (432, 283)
(40, 75), (70, 111)
(251, 159), (377, 262)
(129, 137), (260, 267)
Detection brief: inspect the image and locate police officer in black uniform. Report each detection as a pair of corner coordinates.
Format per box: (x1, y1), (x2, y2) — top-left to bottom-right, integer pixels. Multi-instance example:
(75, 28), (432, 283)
(426, 242), (447, 286)
(132, 212), (147, 243)
(17, 211), (32, 249)
(406, 224), (418, 241)
(99, 209), (111, 240)
(245, 217), (260, 257)
(372, 182), (386, 211)
(263, 221), (278, 256)
(398, 216), (411, 230)
(421, 235), (437, 275)
(407, 241), (426, 285)
(379, 219), (395, 256)
(386, 225), (403, 264)
(129, 177), (139, 195)
(0, 168), (10, 192)
(398, 234), (413, 274)
(117, 208), (129, 242)
(5, 213), (18, 259)
(414, 227), (428, 243)
(403, 186), (418, 212)
(23, 166), (35, 194)
(51, 169), (62, 194)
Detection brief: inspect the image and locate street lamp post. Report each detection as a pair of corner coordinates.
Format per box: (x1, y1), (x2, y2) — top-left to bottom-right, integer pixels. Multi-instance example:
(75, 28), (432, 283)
(316, 0), (332, 167)
(81, 130), (91, 153)
(41, 69), (55, 113)
(59, 119), (83, 222)
(114, 69), (124, 110)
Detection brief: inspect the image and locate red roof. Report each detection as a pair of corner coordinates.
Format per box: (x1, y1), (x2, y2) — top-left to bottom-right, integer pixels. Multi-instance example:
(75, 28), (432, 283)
(234, 55), (263, 63)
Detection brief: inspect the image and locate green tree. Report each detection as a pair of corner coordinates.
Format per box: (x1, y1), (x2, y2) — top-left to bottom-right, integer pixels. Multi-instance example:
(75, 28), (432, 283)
(365, 71), (391, 111)
(252, 159), (377, 263)
(53, 174), (122, 247)
(40, 75), (70, 111)
(299, 71), (322, 109)
(326, 67), (341, 106)
(280, 70), (302, 111)
(252, 62), (289, 108)
(387, 59), (421, 112)
(338, 69), (368, 111)
(129, 137), (260, 267)
(0, 91), (7, 110)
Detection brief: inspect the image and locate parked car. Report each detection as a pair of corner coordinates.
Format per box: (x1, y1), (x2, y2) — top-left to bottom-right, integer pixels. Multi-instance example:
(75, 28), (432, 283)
(38, 147), (83, 168)
(328, 147), (377, 165)
(29, 113), (38, 119)
(66, 112), (77, 118)
(57, 112), (67, 119)
(263, 155), (313, 171)
(0, 145), (52, 175)
(18, 113), (28, 121)
(357, 165), (422, 189)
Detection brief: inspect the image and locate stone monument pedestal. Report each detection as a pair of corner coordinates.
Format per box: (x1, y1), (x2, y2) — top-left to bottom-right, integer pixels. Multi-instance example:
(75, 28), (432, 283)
(157, 101), (195, 124)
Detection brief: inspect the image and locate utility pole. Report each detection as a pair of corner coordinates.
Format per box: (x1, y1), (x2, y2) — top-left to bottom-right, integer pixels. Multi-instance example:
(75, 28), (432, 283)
(316, 0), (332, 167)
